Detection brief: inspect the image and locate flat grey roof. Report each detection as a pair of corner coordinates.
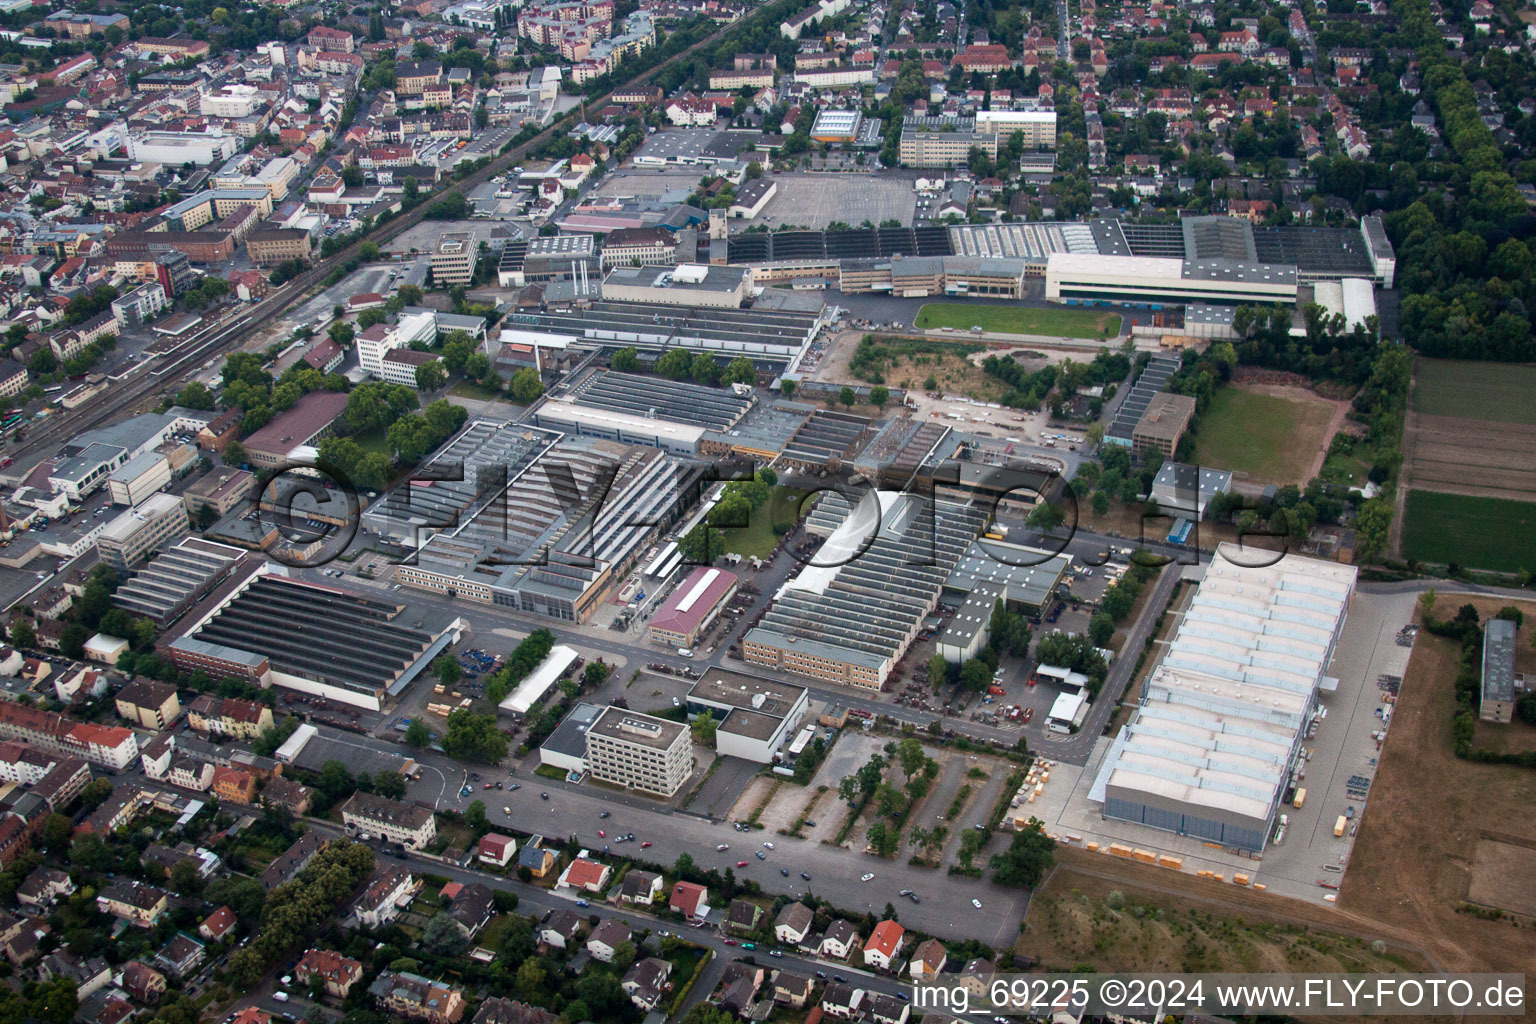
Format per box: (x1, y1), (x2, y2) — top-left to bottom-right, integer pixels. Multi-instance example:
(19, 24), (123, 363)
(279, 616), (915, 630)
(688, 672), (806, 719)
(1483, 618), (1516, 704)
(541, 701), (603, 760)
(587, 706), (688, 749)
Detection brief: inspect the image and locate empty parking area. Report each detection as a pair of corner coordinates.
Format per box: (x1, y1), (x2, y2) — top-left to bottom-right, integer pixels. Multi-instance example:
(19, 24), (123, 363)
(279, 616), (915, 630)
(754, 173), (917, 231)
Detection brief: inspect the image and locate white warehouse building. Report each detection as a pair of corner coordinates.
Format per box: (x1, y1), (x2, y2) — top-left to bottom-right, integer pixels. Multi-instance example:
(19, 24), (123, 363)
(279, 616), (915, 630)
(1089, 545), (1357, 852)
(1045, 253), (1299, 307)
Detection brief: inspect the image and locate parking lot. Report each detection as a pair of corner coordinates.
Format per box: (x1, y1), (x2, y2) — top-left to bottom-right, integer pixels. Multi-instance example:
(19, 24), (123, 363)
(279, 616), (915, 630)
(752, 171), (917, 231)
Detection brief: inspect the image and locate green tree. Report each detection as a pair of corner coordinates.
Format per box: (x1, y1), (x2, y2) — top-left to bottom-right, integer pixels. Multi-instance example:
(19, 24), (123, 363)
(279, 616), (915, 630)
(436, 655), (463, 686)
(690, 353), (718, 385)
(223, 440), (247, 467)
(927, 653), (948, 691)
(7, 618), (35, 650)
(404, 719), (434, 747)
(839, 386), (856, 409)
(421, 911), (468, 955)
(990, 817), (1055, 886)
(374, 770), (407, 799)
(510, 368), (544, 403)
(723, 357), (756, 385)
(869, 385), (889, 410)
(655, 349), (692, 379)
(610, 347), (640, 372)
(959, 659), (992, 692)
(465, 799), (489, 832)
(1088, 612), (1114, 646)
(441, 710), (508, 763)
(415, 360), (447, 391)
(175, 381), (216, 410)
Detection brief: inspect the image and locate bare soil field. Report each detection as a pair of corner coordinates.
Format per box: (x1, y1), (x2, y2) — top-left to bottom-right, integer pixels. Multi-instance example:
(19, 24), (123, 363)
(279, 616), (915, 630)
(1338, 596), (1536, 977)
(1023, 856), (1434, 978)
(1467, 839), (1536, 917)
(1401, 413), (1536, 501)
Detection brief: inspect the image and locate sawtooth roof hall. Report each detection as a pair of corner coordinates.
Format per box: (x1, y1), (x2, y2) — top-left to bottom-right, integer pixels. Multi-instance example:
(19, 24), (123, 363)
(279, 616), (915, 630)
(1090, 544), (1356, 852)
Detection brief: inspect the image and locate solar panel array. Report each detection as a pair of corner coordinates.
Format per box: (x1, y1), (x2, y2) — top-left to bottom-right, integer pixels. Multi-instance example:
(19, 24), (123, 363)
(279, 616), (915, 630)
(1253, 226), (1375, 275)
(724, 227), (951, 264)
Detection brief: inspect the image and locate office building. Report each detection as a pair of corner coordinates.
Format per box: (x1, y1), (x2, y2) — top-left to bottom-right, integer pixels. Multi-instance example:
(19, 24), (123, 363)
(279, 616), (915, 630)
(583, 707), (691, 796)
(430, 233), (478, 285)
(97, 493), (189, 571)
(685, 672), (808, 763)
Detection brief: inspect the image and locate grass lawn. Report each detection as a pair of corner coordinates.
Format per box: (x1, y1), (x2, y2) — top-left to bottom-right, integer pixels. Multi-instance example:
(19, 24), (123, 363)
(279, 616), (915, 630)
(717, 486), (809, 559)
(1321, 448), (1372, 488)
(1192, 387), (1334, 484)
(349, 425), (391, 456)
(1412, 359), (1536, 425)
(1402, 489), (1536, 572)
(449, 380), (504, 401)
(913, 302), (1122, 339)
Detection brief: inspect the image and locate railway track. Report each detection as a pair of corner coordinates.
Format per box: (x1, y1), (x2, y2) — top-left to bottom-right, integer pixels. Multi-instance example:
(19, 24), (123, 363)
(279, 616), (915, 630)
(6, 6), (777, 471)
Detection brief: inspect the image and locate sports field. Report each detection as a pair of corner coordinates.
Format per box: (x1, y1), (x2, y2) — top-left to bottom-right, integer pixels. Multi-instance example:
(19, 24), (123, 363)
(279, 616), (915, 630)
(1401, 490), (1536, 571)
(1411, 358), (1536, 424)
(1192, 387), (1336, 484)
(913, 303), (1121, 339)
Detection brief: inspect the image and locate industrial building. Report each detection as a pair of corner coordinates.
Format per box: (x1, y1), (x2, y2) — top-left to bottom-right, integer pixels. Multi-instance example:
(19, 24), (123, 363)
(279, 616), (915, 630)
(1480, 618), (1517, 724)
(107, 451), (172, 507)
(113, 538), (249, 627)
(972, 108), (1058, 148)
(496, 299), (825, 376)
(744, 493), (988, 689)
(496, 234), (599, 287)
(1150, 463), (1234, 518)
(1090, 546), (1357, 852)
(1104, 353), (1181, 449)
(583, 706), (692, 796)
(497, 644), (580, 716)
(1131, 392), (1197, 458)
(159, 566), (463, 710)
(685, 672), (809, 763)
(1045, 253), (1299, 307)
(601, 264), (752, 309)
(366, 422), (697, 624)
(648, 567), (739, 648)
(241, 391), (349, 470)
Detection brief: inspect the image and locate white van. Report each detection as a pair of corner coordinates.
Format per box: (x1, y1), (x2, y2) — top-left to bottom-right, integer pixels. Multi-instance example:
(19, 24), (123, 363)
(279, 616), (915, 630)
(678, 648), (694, 658)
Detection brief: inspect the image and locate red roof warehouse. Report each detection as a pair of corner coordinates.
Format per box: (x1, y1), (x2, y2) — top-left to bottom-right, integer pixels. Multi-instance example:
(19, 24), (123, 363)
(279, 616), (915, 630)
(647, 567), (739, 649)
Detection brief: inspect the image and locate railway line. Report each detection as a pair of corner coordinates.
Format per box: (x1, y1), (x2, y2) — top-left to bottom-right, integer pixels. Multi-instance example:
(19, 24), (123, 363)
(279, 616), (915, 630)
(5, 6), (777, 474)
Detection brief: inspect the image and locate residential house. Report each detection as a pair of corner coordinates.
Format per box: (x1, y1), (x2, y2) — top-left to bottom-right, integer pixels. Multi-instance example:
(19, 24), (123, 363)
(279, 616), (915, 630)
(863, 920), (904, 970)
(296, 948), (365, 998)
(260, 832), (327, 890)
(471, 999), (558, 1024)
(821, 982), (864, 1019)
(37, 952), (112, 999)
(909, 938), (947, 980)
(186, 695), (273, 739)
(726, 899), (761, 935)
(866, 993), (910, 1024)
(211, 765), (258, 805)
(773, 971), (815, 1008)
(442, 882), (495, 938)
(368, 971), (466, 1024)
(14, 868), (74, 908)
(618, 869), (662, 906)
(621, 958), (673, 1011)
(152, 933), (206, 979)
(774, 902), (814, 947)
(669, 881), (709, 922)
(586, 919), (632, 962)
(349, 865), (419, 928)
(119, 961), (167, 1005)
(339, 792), (437, 850)
(817, 920), (859, 961)
(198, 906), (237, 942)
(517, 838), (557, 878)
(97, 881), (169, 926)
(956, 958), (998, 999)
(114, 680), (182, 730)
(258, 776), (313, 815)
(538, 910), (586, 950)
(556, 857), (611, 893)
(477, 833), (517, 868)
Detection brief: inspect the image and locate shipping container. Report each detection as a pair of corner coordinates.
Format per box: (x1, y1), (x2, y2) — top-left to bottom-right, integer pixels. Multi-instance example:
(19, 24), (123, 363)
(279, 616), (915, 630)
(1333, 815), (1346, 837)
(1293, 788), (1307, 809)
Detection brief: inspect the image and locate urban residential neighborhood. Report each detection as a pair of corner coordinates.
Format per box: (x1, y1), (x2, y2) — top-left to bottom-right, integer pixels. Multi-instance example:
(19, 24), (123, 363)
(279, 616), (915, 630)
(0, 0), (1530, 1018)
